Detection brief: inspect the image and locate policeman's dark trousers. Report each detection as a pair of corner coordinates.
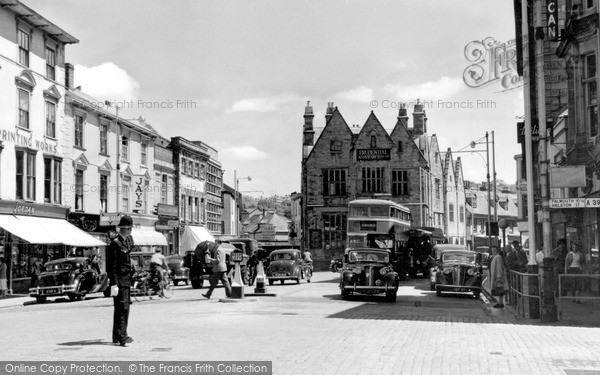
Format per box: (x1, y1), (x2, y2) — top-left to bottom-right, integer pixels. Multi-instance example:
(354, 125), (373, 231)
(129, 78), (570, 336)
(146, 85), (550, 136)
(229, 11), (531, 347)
(206, 271), (231, 298)
(112, 286), (131, 342)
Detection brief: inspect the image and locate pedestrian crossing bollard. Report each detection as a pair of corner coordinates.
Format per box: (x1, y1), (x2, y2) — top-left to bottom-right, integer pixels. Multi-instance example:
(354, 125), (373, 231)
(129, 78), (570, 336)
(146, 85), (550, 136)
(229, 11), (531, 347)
(254, 260), (267, 294)
(230, 249), (244, 299)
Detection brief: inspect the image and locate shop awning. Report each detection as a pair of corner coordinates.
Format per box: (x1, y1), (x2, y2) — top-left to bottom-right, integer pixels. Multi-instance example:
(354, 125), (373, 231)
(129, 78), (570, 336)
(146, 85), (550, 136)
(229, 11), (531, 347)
(130, 228), (168, 246)
(0, 215), (60, 244)
(180, 225), (215, 252)
(0, 215), (106, 247)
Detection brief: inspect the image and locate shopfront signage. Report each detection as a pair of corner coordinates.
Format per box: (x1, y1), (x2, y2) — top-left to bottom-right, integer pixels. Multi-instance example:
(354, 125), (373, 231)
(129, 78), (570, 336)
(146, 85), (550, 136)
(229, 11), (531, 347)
(550, 166), (586, 188)
(548, 198), (600, 208)
(158, 203), (179, 218)
(517, 121), (540, 144)
(133, 176), (145, 211)
(547, 0), (558, 41)
(0, 128), (58, 154)
(356, 149), (391, 161)
(0, 201), (67, 219)
(256, 224), (276, 241)
(100, 212), (122, 226)
(167, 220), (179, 227)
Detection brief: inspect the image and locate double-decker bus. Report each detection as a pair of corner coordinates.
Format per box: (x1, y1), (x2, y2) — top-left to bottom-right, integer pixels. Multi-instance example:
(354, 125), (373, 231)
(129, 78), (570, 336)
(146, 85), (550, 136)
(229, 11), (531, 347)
(346, 199), (412, 275)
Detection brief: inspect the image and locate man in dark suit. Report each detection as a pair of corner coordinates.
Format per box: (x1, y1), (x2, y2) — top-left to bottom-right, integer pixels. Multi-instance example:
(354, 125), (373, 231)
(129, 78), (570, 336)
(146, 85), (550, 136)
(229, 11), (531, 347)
(107, 215), (135, 347)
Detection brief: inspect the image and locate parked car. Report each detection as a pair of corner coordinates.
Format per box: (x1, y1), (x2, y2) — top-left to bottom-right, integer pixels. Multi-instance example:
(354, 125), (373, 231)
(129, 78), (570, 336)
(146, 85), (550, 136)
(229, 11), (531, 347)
(429, 245), (483, 298)
(166, 255), (190, 286)
(29, 257), (110, 303)
(339, 248), (399, 302)
(266, 249), (307, 285)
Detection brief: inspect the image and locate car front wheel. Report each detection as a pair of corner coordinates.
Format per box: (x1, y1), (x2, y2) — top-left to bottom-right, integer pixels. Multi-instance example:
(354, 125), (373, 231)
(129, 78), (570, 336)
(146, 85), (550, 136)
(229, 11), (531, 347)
(435, 285), (443, 297)
(385, 290), (397, 302)
(36, 296), (47, 304)
(191, 279), (203, 289)
(340, 282), (350, 300)
(430, 283), (436, 291)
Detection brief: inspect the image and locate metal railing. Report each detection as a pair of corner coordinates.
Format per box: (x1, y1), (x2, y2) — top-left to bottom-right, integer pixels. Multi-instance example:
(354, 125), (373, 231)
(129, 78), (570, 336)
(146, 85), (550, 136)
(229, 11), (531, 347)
(508, 270), (541, 318)
(557, 273), (600, 320)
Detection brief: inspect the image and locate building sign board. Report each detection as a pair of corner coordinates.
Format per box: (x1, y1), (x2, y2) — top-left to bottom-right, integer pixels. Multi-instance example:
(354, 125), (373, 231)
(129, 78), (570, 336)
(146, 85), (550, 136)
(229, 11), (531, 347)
(100, 212), (122, 226)
(550, 166), (586, 188)
(157, 203), (179, 218)
(546, 0), (558, 41)
(548, 198), (599, 208)
(356, 149), (391, 161)
(517, 121), (539, 143)
(133, 176), (145, 211)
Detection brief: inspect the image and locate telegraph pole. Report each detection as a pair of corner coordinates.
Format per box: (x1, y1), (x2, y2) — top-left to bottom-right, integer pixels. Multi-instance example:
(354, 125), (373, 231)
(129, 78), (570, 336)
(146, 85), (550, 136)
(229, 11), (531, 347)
(535, 0), (557, 322)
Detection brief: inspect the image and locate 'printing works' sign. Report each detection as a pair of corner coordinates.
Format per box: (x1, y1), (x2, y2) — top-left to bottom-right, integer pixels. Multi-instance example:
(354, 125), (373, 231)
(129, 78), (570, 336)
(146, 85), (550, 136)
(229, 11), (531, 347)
(356, 149), (391, 161)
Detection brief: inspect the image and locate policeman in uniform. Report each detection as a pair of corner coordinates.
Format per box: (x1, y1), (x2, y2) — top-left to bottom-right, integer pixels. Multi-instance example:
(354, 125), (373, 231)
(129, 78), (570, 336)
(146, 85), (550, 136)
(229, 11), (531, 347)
(107, 215), (135, 347)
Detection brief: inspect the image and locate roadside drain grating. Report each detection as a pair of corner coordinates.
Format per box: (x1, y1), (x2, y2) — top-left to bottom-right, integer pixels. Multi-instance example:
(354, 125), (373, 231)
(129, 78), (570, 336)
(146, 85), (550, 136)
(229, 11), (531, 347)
(282, 313), (299, 315)
(151, 348), (173, 352)
(489, 352), (502, 355)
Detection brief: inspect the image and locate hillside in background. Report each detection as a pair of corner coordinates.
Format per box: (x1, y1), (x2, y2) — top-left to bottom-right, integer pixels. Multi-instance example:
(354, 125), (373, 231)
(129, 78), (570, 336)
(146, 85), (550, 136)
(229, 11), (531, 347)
(242, 194), (292, 219)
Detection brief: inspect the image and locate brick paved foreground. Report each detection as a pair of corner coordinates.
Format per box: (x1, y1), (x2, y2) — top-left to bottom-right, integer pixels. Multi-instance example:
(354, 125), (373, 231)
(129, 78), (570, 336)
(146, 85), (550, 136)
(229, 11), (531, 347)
(1, 272), (599, 375)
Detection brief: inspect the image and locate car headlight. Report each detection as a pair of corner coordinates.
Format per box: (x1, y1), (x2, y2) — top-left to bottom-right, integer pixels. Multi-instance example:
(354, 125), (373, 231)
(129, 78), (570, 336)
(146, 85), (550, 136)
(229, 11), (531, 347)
(375, 279), (382, 286)
(467, 268), (476, 276)
(443, 267), (452, 274)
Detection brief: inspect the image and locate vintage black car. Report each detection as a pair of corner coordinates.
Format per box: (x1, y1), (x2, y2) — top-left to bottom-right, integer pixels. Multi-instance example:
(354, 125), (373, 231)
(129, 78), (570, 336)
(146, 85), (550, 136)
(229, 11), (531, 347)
(266, 249), (307, 285)
(429, 245), (482, 298)
(29, 257), (110, 303)
(185, 242), (246, 288)
(166, 255), (190, 286)
(339, 248), (399, 302)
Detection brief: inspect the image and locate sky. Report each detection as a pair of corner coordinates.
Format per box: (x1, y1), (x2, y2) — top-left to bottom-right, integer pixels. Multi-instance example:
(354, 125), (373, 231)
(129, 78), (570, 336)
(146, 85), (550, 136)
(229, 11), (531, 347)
(25, 0), (523, 196)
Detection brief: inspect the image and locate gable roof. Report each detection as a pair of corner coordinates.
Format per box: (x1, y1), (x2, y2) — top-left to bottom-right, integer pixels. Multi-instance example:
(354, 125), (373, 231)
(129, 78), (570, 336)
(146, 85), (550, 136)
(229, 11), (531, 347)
(306, 107), (354, 160)
(389, 118), (428, 166)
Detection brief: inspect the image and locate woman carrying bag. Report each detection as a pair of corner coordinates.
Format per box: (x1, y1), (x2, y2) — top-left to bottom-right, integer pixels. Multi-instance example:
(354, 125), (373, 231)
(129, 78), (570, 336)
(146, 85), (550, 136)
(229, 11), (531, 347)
(490, 246), (509, 308)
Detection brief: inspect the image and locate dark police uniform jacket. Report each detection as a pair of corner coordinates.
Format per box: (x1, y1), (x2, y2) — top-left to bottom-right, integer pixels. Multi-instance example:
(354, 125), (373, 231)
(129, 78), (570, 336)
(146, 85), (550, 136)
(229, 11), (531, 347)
(107, 234), (134, 287)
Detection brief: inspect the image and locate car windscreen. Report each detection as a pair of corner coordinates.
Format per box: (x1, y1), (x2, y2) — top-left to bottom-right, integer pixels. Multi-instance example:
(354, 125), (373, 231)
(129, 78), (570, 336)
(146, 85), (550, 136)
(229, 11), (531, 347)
(347, 251), (388, 263)
(442, 252), (475, 263)
(45, 263), (72, 271)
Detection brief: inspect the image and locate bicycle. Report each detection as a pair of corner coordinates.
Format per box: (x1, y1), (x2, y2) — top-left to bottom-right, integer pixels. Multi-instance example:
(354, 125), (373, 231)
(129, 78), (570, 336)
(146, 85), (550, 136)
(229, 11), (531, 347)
(131, 269), (174, 301)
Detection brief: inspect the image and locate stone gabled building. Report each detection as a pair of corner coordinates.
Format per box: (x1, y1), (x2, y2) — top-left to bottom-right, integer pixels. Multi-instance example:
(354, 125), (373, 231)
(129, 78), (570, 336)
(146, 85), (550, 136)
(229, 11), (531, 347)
(300, 101), (431, 268)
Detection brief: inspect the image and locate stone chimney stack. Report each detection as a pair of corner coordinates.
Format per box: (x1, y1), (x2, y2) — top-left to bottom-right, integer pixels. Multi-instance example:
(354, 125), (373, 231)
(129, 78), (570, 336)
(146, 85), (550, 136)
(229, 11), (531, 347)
(413, 99), (425, 136)
(65, 63), (74, 90)
(302, 100), (315, 160)
(325, 101), (335, 123)
(397, 103), (409, 128)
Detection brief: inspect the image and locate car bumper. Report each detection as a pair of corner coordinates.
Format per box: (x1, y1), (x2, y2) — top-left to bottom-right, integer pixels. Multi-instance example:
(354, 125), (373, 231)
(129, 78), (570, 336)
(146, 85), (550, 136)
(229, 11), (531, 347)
(436, 284), (481, 292)
(172, 275), (189, 281)
(29, 284), (77, 297)
(342, 285), (397, 294)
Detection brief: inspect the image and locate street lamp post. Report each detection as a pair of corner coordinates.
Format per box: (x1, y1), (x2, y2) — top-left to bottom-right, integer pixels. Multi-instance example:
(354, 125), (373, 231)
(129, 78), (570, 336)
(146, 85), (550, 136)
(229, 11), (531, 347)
(462, 132), (497, 252)
(233, 171), (251, 237)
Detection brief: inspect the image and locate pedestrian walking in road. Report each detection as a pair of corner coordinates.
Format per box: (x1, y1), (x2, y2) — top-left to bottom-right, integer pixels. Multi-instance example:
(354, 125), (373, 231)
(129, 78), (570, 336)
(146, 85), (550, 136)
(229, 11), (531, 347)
(107, 215), (135, 347)
(202, 241), (232, 299)
(247, 250), (258, 286)
(490, 246), (509, 308)
(553, 239), (568, 296)
(0, 256), (8, 299)
(565, 242), (586, 303)
(30, 256), (43, 288)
